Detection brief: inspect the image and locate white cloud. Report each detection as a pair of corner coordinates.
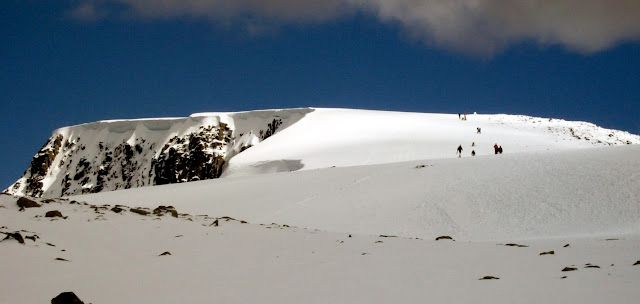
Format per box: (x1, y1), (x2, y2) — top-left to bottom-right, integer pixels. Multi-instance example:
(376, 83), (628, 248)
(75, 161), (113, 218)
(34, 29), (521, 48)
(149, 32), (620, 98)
(69, 0), (640, 55)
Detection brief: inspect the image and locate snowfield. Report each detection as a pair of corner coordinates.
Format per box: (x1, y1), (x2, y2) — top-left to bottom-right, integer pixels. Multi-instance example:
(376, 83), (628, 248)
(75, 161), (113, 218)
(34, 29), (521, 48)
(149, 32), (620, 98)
(2, 108), (640, 303)
(75, 145), (640, 241)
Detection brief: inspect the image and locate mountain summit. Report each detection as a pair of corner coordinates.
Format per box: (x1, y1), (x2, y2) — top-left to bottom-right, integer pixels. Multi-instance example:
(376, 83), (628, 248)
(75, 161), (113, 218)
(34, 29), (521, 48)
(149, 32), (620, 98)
(5, 108), (638, 198)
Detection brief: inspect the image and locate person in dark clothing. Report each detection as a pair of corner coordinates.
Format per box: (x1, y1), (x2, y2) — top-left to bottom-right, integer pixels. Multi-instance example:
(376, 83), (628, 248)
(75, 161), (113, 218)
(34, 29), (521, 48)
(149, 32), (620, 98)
(457, 145), (463, 157)
(498, 146), (503, 154)
(458, 113), (461, 119)
(471, 150), (476, 156)
(493, 144), (499, 155)
(477, 127), (481, 134)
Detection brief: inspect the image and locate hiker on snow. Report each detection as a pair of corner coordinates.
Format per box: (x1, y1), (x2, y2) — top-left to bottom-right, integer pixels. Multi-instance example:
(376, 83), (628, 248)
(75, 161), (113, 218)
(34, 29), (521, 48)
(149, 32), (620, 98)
(494, 144), (499, 155)
(457, 145), (463, 157)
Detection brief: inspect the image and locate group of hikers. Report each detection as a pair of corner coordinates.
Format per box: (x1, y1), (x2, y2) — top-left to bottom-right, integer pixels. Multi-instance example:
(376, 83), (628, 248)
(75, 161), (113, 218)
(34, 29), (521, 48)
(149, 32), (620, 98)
(456, 142), (503, 158)
(454, 113), (502, 158)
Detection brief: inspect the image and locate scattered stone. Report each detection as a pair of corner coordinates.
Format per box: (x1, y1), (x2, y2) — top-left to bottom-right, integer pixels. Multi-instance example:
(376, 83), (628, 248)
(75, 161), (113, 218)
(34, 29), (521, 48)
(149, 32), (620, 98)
(1, 232), (25, 244)
(159, 251), (172, 256)
(560, 276), (567, 279)
(633, 260), (639, 266)
(504, 243), (528, 247)
(111, 206), (124, 213)
(361, 252), (368, 255)
(605, 238), (619, 241)
(51, 291), (84, 304)
(379, 235), (397, 238)
(45, 210), (64, 218)
(153, 205), (178, 217)
(479, 276), (499, 280)
(55, 258), (69, 262)
(175, 235), (183, 238)
(46, 242), (56, 247)
(563, 244), (570, 248)
(415, 164), (427, 169)
(129, 208), (150, 216)
(348, 234), (352, 238)
(17, 197), (41, 209)
(42, 198), (56, 204)
(435, 235), (454, 241)
(25, 235), (38, 242)
(374, 240), (383, 243)
(584, 264), (600, 269)
(240, 220), (248, 224)
(539, 250), (555, 256)
(210, 219), (219, 227)
(561, 267), (578, 272)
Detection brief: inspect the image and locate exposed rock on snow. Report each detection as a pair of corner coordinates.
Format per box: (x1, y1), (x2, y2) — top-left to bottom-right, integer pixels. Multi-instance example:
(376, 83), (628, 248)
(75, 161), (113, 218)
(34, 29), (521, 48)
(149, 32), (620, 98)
(45, 210), (64, 218)
(1, 231), (25, 244)
(153, 206), (178, 217)
(17, 197), (40, 209)
(435, 235), (454, 241)
(478, 276), (500, 280)
(129, 208), (150, 216)
(51, 292), (84, 304)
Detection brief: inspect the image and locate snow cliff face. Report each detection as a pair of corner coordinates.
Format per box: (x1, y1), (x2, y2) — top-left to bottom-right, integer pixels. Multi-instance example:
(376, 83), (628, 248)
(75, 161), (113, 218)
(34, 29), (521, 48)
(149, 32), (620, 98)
(4, 108), (640, 198)
(5, 108), (313, 198)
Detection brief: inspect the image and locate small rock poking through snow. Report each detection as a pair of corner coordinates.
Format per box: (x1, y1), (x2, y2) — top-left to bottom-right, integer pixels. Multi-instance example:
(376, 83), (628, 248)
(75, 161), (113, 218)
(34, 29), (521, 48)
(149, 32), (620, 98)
(51, 292), (85, 304)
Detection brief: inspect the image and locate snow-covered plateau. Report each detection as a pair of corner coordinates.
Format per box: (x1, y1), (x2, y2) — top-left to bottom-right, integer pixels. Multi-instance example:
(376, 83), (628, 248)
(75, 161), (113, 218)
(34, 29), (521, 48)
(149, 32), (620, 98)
(1, 108), (639, 303)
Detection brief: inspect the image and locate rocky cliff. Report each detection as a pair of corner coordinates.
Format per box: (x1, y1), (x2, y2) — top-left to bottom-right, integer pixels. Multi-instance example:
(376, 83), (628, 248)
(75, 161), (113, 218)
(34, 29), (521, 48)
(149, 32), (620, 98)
(5, 108), (313, 198)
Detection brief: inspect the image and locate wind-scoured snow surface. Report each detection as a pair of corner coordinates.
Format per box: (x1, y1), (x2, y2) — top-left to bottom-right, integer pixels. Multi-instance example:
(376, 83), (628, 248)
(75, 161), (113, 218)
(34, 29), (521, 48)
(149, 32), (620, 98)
(5, 108), (639, 197)
(75, 145), (640, 241)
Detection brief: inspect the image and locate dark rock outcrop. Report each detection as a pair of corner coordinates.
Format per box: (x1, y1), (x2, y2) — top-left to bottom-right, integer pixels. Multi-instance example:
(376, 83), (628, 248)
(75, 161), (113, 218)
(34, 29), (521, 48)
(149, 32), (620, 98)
(435, 235), (454, 241)
(504, 243), (528, 248)
(152, 124), (231, 185)
(130, 208), (150, 216)
(45, 210), (64, 218)
(1, 232), (25, 244)
(153, 205), (178, 217)
(22, 135), (64, 197)
(51, 292), (84, 304)
(17, 197), (41, 209)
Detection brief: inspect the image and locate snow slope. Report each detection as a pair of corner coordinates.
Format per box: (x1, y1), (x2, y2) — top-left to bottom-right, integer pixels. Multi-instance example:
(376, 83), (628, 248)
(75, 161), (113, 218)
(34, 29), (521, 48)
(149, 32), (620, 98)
(75, 145), (640, 241)
(2, 195), (640, 304)
(222, 108), (640, 177)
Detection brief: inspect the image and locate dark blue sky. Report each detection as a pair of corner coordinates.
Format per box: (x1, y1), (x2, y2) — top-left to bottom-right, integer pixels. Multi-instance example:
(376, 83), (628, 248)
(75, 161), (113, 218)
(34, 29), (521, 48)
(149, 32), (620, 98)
(1, 1), (639, 188)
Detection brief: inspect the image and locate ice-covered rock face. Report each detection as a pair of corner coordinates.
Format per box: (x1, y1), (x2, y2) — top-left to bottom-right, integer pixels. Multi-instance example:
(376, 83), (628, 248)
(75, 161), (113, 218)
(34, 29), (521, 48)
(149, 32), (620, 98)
(5, 109), (313, 198)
